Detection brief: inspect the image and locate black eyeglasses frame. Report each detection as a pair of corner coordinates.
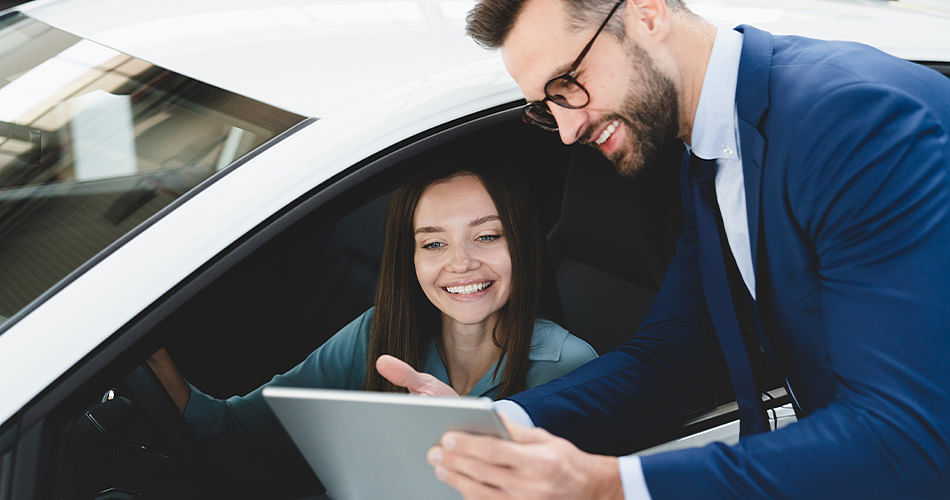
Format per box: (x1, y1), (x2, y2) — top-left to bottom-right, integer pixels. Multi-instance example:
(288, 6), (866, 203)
(522, 0), (626, 131)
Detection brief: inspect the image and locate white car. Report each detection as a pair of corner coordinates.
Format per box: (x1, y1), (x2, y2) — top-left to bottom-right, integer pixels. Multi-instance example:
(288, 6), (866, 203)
(0, 0), (947, 498)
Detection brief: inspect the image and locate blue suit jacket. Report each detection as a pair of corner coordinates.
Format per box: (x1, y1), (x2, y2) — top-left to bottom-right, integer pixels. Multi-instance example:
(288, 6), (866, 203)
(509, 26), (950, 497)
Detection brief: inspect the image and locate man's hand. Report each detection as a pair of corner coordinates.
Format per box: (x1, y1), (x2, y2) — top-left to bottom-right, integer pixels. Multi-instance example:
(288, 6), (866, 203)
(375, 354), (459, 397)
(427, 414), (623, 500)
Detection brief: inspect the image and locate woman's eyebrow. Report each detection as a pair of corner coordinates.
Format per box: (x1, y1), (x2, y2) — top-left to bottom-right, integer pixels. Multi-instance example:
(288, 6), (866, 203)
(415, 215), (500, 234)
(414, 225), (443, 235)
(470, 215), (500, 226)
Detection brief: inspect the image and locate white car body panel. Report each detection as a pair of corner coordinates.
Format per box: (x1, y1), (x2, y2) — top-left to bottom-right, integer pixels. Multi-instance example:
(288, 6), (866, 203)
(637, 403), (798, 456)
(1, 0), (949, 433)
(19, 0), (504, 118)
(19, 0), (950, 119)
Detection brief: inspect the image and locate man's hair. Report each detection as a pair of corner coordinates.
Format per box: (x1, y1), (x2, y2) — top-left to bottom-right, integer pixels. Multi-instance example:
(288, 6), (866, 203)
(466, 0), (689, 48)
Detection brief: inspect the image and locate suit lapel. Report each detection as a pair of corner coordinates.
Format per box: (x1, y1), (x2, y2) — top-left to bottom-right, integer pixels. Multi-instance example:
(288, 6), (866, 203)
(731, 27), (804, 416)
(738, 124), (763, 271)
(733, 25), (774, 276)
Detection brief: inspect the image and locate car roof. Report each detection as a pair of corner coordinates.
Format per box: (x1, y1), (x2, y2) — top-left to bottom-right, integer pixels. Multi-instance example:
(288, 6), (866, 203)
(18, 0), (950, 118)
(18, 0), (504, 118)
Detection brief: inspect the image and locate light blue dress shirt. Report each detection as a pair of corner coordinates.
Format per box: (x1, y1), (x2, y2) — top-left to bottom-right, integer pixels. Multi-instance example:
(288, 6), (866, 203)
(496, 27), (750, 500)
(184, 307), (597, 467)
(690, 29), (755, 299)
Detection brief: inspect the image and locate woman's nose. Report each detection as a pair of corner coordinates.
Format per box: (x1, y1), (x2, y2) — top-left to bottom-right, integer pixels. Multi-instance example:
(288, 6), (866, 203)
(446, 243), (478, 272)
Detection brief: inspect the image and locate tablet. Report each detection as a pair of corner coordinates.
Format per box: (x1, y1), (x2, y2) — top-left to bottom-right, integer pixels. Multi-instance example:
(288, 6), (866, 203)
(262, 387), (510, 500)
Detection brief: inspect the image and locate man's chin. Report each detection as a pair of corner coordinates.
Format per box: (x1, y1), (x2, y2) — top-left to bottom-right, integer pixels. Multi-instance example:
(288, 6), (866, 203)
(583, 133), (668, 178)
(604, 148), (644, 178)
(604, 137), (681, 179)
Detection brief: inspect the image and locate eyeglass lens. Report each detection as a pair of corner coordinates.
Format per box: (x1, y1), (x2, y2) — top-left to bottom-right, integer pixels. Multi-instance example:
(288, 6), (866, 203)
(523, 75), (590, 130)
(523, 102), (558, 131)
(544, 75), (589, 108)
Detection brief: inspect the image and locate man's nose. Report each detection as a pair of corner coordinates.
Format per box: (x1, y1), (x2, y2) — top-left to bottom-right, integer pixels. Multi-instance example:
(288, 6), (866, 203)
(550, 105), (588, 145)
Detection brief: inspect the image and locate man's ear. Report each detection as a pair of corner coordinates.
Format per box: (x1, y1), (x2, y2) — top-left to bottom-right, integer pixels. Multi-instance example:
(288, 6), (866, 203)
(624, 0), (670, 40)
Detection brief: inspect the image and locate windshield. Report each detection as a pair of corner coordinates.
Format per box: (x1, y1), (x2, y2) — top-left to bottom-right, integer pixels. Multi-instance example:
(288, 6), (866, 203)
(0, 13), (305, 329)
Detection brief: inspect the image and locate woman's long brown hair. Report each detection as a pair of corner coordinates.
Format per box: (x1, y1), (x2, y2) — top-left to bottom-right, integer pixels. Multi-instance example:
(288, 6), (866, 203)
(364, 167), (546, 399)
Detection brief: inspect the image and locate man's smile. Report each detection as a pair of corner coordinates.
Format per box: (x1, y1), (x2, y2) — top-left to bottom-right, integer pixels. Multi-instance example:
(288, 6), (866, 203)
(594, 119), (620, 145)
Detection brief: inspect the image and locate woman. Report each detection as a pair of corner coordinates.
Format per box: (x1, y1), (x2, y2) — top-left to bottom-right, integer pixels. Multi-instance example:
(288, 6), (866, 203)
(148, 167), (596, 468)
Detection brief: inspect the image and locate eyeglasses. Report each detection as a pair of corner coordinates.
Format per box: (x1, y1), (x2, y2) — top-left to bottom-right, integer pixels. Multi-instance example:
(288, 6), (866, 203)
(522, 0), (625, 132)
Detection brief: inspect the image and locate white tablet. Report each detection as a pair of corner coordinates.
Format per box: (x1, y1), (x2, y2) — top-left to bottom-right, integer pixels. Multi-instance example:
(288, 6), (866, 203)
(262, 386), (510, 500)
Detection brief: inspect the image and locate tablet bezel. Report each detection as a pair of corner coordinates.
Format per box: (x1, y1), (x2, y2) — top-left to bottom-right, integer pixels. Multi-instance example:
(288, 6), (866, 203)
(263, 386), (510, 500)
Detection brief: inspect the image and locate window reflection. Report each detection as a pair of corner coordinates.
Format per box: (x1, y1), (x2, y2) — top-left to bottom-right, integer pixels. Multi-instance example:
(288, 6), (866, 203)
(0, 14), (304, 329)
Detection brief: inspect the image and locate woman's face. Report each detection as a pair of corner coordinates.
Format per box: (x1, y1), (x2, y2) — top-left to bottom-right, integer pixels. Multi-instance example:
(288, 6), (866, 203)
(413, 174), (512, 328)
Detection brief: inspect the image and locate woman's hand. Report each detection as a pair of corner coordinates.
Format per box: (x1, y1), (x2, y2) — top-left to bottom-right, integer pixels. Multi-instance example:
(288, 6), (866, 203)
(146, 348), (191, 412)
(375, 354), (459, 397)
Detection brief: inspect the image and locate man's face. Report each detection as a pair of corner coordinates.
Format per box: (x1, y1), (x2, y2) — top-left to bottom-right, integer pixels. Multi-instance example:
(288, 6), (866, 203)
(502, 0), (680, 176)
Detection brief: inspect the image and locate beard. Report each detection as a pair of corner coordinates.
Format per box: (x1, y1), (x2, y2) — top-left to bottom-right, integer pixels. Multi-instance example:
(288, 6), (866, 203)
(592, 39), (680, 177)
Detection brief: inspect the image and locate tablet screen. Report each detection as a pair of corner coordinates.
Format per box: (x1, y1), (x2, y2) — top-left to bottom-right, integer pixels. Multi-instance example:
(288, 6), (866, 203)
(263, 387), (508, 499)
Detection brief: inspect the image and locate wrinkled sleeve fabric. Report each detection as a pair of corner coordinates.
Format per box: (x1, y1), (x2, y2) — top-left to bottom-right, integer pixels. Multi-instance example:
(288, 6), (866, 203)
(183, 308), (374, 470)
(642, 84), (950, 498)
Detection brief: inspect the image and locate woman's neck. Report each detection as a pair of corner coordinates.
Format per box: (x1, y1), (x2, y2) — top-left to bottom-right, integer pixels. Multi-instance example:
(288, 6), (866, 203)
(440, 315), (503, 396)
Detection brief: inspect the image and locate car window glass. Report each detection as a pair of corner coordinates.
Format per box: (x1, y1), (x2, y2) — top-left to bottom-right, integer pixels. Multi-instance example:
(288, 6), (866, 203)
(0, 13), (305, 331)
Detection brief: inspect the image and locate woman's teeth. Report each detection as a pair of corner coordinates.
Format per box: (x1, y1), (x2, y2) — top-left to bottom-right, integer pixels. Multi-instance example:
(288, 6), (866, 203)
(445, 282), (492, 294)
(595, 120), (620, 145)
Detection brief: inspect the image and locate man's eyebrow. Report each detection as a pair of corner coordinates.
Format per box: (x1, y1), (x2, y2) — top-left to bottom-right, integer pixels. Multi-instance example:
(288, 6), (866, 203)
(471, 215), (501, 226)
(544, 62), (574, 83)
(527, 63), (574, 101)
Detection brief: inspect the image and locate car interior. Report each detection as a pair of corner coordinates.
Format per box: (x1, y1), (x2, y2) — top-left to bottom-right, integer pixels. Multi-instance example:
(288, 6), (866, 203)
(8, 105), (749, 499)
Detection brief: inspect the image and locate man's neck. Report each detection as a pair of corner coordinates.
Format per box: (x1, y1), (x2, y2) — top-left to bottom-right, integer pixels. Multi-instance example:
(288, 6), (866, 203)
(667, 16), (717, 146)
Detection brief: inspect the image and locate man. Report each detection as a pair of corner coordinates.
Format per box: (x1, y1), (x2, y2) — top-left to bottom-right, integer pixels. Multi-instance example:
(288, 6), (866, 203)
(378, 0), (950, 497)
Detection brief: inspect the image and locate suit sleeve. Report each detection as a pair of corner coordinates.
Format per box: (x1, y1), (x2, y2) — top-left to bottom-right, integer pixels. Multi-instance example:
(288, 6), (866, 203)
(642, 84), (950, 498)
(508, 165), (724, 454)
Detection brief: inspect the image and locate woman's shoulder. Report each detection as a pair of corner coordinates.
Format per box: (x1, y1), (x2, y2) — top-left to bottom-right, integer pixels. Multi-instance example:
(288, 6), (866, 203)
(523, 319), (597, 389)
(528, 319), (598, 364)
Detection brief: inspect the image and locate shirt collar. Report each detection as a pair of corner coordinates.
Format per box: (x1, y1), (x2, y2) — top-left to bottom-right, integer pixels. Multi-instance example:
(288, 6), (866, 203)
(689, 28), (743, 162)
(525, 318), (568, 362)
(422, 319), (568, 398)
(422, 344), (504, 399)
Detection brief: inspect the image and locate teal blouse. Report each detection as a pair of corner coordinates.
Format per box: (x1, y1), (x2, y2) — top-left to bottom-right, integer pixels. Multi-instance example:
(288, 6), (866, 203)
(183, 308), (596, 464)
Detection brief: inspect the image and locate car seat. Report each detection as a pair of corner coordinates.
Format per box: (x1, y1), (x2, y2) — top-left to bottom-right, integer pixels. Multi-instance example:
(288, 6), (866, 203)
(547, 145), (684, 354)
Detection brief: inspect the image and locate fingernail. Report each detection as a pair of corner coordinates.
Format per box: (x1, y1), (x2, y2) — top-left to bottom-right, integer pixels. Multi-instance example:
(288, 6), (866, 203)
(442, 434), (456, 450)
(429, 448), (442, 465)
(435, 466), (447, 481)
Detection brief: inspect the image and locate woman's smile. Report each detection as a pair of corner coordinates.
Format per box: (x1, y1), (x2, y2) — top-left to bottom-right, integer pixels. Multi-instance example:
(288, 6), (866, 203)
(444, 280), (493, 295)
(413, 174), (512, 327)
